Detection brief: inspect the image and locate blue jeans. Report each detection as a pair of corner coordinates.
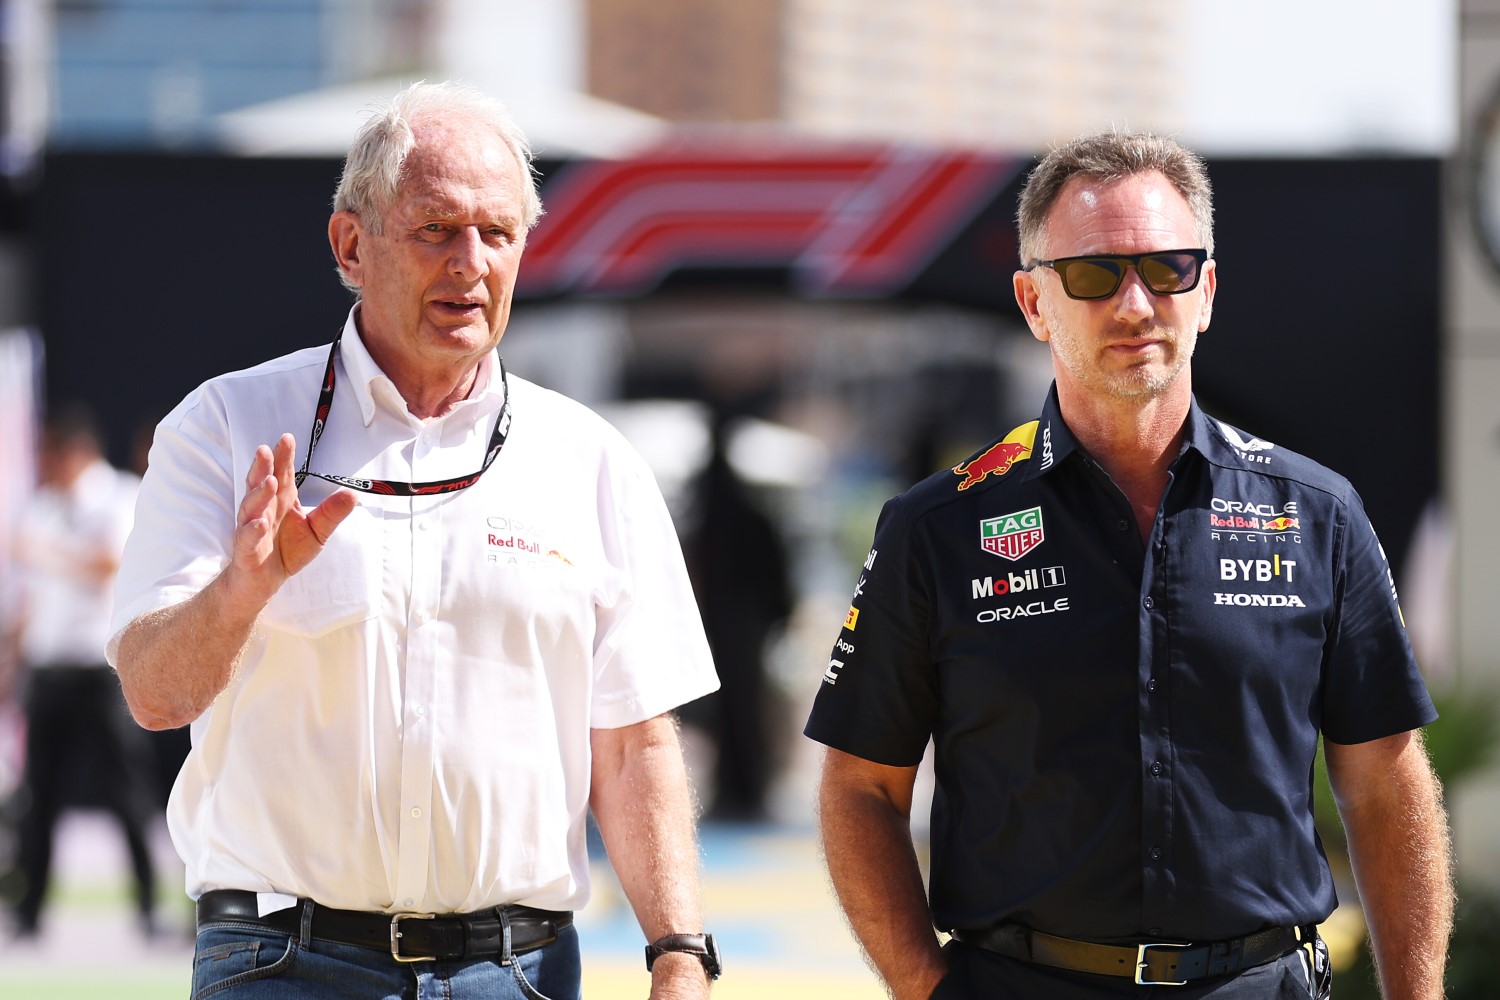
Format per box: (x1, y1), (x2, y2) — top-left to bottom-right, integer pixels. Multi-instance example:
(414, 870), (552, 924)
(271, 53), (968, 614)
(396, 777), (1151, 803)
(190, 902), (582, 1000)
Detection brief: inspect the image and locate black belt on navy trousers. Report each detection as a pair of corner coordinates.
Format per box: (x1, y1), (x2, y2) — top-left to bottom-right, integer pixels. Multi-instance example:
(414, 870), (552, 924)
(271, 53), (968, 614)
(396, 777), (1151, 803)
(952, 922), (1315, 986)
(197, 889), (573, 963)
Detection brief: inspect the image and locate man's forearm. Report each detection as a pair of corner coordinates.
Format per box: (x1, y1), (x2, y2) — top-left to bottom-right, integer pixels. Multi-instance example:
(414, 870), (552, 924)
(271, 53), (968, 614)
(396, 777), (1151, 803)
(1332, 733), (1454, 1000)
(115, 569), (263, 730)
(819, 752), (946, 1000)
(590, 715), (710, 998)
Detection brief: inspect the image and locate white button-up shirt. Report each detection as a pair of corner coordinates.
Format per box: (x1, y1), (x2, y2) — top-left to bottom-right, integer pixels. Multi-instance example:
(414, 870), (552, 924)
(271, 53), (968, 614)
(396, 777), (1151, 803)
(108, 310), (718, 914)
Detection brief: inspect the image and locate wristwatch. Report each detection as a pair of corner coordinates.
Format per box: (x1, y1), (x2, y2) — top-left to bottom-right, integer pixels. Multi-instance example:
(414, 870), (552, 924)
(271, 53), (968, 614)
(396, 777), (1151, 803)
(645, 932), (722, 980)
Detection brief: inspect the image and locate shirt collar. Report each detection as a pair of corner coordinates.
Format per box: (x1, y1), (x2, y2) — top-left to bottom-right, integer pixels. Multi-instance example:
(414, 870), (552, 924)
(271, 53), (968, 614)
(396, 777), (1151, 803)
(339, 306), (502, 427)
(1019, 384), (1080, 482)
(1020, 385), (1232, 481)
(1182, 397), (1227, 463)
(1191, 401), (1279, 469)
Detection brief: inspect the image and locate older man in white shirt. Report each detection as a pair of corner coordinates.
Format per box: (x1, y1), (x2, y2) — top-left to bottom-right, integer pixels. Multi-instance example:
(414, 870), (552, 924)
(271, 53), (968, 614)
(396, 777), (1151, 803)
(109, 81), (721, 1000)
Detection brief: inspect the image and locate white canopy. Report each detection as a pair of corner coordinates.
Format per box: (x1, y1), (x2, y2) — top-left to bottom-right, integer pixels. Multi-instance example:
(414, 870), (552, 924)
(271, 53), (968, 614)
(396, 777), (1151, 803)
(214, 76), (669, 160)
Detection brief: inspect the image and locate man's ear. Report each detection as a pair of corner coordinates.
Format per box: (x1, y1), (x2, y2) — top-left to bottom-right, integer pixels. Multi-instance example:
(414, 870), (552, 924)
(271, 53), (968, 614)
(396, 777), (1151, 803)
(1196, 258), (1217, 333)
(1014, 269), (1050, 343)
(329, 211), (364, 288)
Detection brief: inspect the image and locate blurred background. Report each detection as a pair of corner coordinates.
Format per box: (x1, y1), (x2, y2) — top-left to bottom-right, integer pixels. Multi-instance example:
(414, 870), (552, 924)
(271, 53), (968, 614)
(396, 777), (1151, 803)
(0, 0), (1497, 997)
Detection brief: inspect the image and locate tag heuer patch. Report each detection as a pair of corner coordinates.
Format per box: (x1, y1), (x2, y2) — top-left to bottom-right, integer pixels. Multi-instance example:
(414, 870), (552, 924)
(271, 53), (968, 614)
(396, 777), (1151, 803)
(981, 507), (1044, 561)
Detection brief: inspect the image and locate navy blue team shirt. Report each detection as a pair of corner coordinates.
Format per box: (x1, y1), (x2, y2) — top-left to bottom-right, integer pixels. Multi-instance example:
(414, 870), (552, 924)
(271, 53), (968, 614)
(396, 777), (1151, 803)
(804, 385), (1436, 943)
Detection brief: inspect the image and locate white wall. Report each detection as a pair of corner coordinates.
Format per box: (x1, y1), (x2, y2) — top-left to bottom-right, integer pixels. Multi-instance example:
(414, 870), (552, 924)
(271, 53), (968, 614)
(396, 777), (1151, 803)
(1183, 1), (1459, 155)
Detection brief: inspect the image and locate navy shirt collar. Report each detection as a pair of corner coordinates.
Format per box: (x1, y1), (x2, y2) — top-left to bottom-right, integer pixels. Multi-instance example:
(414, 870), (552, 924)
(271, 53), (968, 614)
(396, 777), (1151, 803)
(1021, 382), (1267, 482)
(1019, 384), (1079, 482)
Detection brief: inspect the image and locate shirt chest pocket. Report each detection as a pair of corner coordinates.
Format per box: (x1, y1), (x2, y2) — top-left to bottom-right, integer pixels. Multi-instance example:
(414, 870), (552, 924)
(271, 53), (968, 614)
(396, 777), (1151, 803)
(261, 505), (384, 638)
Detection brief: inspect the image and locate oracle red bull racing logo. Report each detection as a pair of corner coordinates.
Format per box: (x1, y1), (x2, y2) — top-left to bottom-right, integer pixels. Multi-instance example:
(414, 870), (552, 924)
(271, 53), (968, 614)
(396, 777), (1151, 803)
(980, 506), (1045, 561)
(1209, 497), (1305, 544)
(953, 421), (1038, 491)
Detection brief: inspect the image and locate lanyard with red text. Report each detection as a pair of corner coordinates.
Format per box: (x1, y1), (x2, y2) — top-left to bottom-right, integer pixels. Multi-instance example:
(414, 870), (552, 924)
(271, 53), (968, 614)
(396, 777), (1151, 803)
(295, 330), (512, 497)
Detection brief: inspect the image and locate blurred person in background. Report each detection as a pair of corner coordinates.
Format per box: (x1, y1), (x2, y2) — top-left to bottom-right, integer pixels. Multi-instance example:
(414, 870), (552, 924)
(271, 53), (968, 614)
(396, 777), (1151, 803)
(682, 408), (794, 823)
(2, 402), (158, 941)
(806, 131), (1451, 999)
(108, 81), (720, 999)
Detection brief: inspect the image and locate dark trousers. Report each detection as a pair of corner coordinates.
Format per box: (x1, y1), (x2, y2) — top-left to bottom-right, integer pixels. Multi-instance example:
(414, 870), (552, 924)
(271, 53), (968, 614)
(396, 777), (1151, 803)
(13, 665), (159, 932)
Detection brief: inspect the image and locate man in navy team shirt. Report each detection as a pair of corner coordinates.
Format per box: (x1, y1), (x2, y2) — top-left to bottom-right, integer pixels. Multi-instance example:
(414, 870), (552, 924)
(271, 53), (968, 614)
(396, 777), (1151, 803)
(806, 130), (1451, 1000)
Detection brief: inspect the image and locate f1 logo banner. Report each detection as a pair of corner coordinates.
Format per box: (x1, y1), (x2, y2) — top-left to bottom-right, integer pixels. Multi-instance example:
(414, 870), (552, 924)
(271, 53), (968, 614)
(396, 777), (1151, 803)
(518, 145), (1016, 298)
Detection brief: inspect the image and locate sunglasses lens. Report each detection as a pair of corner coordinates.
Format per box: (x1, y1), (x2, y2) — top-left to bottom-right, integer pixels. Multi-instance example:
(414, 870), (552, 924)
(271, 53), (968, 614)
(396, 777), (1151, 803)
(1059, 259), (1124, 299)
(1139, 252), (1201, 293)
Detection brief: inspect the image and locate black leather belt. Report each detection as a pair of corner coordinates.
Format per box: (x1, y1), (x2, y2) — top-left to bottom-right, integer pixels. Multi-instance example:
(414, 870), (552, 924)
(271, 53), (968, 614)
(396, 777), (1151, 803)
(197, 889), (573, 963)
(952, 922), (1314, 986)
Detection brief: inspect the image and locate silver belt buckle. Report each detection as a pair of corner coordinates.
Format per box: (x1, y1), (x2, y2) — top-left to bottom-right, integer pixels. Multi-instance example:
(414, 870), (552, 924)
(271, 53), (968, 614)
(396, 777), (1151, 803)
(390, 912), (437, 962)
(1136, 941), (1192, 986)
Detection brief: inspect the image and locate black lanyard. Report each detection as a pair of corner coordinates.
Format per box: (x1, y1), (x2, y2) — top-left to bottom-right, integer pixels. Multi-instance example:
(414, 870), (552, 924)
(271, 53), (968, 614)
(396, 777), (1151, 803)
(295, 330), (512, 497)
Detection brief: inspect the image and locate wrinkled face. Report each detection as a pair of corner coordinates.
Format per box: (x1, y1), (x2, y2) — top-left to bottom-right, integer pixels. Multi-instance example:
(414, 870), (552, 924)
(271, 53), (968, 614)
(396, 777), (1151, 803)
(333, 120), (528, 377)
(1014, 170), (1216, 402)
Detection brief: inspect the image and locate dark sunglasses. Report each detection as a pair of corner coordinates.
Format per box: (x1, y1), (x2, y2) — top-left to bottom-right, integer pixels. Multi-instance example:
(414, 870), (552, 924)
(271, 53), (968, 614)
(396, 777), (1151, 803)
(1024, 248), (1208, 301)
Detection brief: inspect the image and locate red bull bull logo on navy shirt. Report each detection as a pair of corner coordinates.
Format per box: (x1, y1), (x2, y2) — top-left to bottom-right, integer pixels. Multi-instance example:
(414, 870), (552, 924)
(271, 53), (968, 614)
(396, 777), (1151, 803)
(953, 421), (1038, 491)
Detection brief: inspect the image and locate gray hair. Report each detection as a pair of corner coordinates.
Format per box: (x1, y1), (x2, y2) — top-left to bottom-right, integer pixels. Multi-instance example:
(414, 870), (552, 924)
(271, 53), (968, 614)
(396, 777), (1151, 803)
(1015, 130), (1214, 264)
(332, 81), (544, 289)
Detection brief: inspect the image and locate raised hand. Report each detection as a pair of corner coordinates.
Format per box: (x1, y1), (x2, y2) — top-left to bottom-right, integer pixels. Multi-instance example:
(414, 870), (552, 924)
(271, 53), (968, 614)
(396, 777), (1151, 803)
(225, 433), (357, 613)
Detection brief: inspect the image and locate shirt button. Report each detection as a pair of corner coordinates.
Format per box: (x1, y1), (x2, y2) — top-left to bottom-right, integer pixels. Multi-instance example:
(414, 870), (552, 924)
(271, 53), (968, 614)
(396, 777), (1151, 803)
(418, 520), (430, 532)
(404, 898), (414, 908)
(414, 705), (426, 717)
(1150, 847), (1163, 861)
(1143, 596), (1155, 610)
(410, 807), (422, 819)
(1151, 761), (1164, 776)
(1147, 678), (1158, 692)
(1116, 518), (1130, 532)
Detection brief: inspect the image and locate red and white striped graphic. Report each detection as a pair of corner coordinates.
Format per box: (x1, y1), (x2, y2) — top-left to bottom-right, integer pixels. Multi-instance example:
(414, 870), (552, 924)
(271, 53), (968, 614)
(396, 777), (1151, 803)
(518, 143), (1017, 297)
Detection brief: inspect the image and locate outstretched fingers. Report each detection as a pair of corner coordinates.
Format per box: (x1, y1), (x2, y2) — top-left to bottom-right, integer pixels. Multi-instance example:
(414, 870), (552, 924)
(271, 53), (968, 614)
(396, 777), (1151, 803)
(226, 441), (293, 609)
(228, 433), (356, 595)
(237, 444), (278, 532)
(237, 435), (302, 536)
(272, 433), (302, 516)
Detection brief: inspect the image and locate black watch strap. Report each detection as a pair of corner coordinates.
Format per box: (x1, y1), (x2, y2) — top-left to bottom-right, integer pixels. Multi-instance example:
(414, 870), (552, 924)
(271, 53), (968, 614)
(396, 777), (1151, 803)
(645, 932), (722, 979)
